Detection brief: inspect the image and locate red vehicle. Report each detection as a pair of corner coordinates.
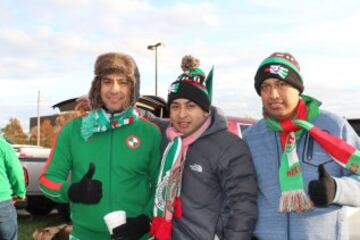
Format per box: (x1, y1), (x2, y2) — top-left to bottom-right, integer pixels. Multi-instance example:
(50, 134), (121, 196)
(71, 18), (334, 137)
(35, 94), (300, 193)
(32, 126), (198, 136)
(135, 95), (256, 138)
(226, 116), (255, 138)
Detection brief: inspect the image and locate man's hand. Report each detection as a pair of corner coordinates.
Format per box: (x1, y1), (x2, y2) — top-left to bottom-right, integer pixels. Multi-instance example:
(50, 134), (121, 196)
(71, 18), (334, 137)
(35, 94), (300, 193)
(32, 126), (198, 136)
(68, 163), (102, 204)
(111, 224), (127, 240)
(12, 196), (27, 208)
(111, 214), (150, 240)
(308, 164), (336, 207)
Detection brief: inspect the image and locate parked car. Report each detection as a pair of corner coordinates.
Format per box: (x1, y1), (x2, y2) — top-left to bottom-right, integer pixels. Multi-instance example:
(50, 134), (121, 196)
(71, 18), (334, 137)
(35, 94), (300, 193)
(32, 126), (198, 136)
(12, 144), (69, 217)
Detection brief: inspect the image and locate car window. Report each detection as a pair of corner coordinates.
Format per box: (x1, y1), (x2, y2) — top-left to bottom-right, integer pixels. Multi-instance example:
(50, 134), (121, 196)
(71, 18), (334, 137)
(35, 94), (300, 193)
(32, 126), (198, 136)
(19, 157), (47, 162)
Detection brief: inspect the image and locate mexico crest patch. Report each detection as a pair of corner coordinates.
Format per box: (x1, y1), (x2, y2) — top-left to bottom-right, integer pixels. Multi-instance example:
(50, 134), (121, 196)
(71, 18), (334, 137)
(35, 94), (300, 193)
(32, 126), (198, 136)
(126, 135), (141, 149)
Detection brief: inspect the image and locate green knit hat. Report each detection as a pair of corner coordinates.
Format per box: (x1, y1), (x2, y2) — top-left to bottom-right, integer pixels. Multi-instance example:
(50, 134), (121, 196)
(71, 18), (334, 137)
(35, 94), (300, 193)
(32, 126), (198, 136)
(254, 52), (304, 95)
(168, 55), (213, 111)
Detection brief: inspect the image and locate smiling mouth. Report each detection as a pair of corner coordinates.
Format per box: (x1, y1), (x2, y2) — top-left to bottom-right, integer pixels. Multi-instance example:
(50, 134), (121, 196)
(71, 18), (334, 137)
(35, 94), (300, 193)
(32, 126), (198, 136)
(177, 122), (190, 128)
(108, 97), (123, 102)
(269, 102), (283, 108)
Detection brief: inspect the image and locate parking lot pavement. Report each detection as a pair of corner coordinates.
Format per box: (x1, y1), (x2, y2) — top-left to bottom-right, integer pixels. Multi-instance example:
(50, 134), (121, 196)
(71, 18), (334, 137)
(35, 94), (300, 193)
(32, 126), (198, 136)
(17, 208), (360, 239)
(17, 208), (58, 216)
(17, 209), (30, 216)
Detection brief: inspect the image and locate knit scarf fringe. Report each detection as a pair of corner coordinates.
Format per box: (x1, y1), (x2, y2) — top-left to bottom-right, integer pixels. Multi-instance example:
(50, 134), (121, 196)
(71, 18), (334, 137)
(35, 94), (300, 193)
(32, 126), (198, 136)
(174, 197), (182, 218)
(279, 190), (313, 213)
(150, 217), (172, 240)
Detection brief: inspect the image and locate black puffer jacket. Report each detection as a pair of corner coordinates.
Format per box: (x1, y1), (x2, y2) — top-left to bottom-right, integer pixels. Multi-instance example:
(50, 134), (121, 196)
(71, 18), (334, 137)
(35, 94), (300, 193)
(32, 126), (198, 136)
(152, 106), (257, 240)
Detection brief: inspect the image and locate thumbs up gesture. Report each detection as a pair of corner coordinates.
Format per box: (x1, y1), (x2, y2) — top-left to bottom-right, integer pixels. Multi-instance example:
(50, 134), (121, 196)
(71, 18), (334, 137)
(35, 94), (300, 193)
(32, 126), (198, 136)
(308, 164), (336, 207)
(68, 163), (103, 204)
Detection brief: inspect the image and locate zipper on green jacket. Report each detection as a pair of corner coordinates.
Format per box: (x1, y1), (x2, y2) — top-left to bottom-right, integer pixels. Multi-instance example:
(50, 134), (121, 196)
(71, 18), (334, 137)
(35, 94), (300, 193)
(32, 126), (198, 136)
(109, 114), (114, 211)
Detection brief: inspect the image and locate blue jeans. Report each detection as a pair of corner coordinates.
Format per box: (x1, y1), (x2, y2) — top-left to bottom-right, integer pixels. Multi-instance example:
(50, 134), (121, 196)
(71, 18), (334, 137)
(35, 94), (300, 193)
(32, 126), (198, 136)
(0, 200), (17, 240)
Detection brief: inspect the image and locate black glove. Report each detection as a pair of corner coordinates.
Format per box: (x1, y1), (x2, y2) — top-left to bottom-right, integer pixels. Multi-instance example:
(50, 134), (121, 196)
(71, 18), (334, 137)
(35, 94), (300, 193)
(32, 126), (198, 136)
(68, 163), (102, 204)
(111, 214), (150, 240)
(111, 224), (127, 240)
(308, 164), (336, 207)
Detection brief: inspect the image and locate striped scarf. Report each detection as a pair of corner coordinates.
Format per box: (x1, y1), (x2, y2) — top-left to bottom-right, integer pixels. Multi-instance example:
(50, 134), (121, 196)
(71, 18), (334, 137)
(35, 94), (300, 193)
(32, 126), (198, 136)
(80, 107), (138, 141)
(151, 117), (211, 240)
(265, 95), (360, 213)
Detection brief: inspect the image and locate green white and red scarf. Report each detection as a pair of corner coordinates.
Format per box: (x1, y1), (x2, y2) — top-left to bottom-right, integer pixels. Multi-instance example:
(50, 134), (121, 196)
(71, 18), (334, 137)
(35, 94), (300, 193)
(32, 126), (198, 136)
(265, 95), (360, 213)
(150, 117), (211, 240)
(80, 107), (138, 141)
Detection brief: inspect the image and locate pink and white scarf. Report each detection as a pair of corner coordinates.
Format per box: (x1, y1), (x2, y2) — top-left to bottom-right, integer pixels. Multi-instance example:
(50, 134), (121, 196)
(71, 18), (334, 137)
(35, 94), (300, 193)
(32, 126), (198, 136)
(150, 117), (211, 240)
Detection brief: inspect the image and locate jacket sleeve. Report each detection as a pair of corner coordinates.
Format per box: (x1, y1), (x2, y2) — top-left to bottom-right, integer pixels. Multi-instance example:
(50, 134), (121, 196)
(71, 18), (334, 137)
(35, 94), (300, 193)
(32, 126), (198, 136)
(144, 127), (162, 218)
(2, 140), (26, 198)
(332, 120), (360, 207)
(219, 138), (258, 240)
(39, 122), (72, 203)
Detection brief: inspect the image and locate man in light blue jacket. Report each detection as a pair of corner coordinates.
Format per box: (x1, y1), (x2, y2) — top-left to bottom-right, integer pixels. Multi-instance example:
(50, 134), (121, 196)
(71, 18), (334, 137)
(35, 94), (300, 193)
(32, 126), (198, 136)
(243, 52), (360, 240)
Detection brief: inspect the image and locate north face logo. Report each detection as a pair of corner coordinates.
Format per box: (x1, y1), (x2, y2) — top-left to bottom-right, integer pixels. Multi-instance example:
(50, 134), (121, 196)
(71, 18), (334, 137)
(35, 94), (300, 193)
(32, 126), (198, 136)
(126, 136), (141, 149)
(189, 164), (203, 173)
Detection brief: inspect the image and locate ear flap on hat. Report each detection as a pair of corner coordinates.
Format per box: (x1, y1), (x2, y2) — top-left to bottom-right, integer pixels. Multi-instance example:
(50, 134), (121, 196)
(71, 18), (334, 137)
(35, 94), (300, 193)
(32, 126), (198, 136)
(205, 66), (214, 103)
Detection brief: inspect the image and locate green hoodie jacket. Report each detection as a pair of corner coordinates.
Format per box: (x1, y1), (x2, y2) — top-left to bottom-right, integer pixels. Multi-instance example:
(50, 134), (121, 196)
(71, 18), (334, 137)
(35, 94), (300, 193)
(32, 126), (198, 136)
(0, 136), (26, 201)
(39, 116), (161, 240)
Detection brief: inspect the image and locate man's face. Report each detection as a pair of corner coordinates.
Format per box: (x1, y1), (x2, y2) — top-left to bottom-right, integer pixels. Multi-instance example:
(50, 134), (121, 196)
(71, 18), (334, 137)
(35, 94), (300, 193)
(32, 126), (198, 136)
(100, 73), (132, 113)
(170, 98), (209, 137)
(260, 78), (300, 120)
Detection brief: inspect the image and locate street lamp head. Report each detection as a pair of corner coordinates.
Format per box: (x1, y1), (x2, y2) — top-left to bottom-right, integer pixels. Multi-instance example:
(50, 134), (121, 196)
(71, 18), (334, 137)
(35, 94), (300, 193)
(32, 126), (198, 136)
(147, 42), (164, 50)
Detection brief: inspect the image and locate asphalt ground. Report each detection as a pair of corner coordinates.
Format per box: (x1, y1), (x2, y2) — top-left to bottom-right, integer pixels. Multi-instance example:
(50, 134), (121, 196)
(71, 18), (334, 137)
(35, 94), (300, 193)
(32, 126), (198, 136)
(17, 207), (360, 240)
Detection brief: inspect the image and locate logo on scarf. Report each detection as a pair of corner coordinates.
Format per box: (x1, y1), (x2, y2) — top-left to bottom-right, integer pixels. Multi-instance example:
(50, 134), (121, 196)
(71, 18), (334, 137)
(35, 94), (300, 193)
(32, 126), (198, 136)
(155, 167), (181, 213)
(156, 174), (169, 211)
(285, 133), (298, 167)
(350, 163), (359, 174)
(126, 135), (141, 149)
(265, 65), (289, 79)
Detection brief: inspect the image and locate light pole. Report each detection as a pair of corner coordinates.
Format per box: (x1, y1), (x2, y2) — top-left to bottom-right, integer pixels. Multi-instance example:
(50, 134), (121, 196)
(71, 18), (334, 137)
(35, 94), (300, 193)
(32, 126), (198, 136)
(147, 42), (164, 96)
(37, 90), (41, 146)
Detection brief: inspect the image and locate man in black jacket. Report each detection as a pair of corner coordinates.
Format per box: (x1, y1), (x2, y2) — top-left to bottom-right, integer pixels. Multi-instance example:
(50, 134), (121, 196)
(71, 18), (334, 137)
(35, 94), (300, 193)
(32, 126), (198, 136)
(150, 55), (257, 240)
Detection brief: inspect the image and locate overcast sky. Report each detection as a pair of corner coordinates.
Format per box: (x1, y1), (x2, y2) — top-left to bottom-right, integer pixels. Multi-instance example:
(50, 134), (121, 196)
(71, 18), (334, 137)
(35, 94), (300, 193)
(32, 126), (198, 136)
(1, 0), (360, 131)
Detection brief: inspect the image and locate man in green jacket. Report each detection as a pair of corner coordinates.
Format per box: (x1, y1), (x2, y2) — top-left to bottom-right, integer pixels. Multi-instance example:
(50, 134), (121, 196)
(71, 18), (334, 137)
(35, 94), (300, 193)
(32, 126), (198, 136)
(39, 52), (161, 240)
(0, 136), (26, 240)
